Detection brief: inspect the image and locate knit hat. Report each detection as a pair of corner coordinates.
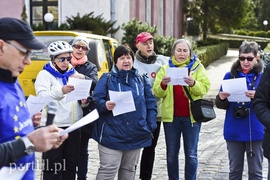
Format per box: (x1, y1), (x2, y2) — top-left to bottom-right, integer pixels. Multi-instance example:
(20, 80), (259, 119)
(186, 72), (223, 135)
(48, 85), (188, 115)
(71, 36), (90, 50)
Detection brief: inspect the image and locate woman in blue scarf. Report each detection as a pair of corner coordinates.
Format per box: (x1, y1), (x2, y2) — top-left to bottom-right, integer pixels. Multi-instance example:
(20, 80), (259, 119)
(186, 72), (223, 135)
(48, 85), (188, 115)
(35, 41), (86, 180)
(216, 40), (264, 179)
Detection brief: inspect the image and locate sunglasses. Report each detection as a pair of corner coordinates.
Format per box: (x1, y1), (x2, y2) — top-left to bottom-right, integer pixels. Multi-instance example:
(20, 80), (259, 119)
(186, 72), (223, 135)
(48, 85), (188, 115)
(239, 56), (255, 61)
(57, 56), (72, 62)
(5, 41), (32, 59)
(73, 44), (88, 51)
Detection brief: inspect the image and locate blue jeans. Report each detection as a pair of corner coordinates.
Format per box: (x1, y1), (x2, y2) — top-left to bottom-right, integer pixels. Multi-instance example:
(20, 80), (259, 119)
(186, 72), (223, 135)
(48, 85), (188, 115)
(163, 116), (201, 180)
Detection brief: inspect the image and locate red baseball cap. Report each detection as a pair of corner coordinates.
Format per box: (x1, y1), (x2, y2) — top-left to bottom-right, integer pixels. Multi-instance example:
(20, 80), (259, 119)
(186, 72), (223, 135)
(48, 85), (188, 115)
(135, 32), (153, 44)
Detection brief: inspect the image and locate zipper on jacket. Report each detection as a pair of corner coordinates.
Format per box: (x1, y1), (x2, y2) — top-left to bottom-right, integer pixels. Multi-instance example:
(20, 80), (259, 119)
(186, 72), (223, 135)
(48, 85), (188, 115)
(99, 122), (105, 142)
(118, 83), (121, 92)
(135, 82), (139, 95)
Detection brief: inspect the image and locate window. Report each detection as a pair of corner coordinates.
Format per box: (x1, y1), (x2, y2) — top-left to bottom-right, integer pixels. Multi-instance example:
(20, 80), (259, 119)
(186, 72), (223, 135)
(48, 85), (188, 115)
(30, 0), (58, 29)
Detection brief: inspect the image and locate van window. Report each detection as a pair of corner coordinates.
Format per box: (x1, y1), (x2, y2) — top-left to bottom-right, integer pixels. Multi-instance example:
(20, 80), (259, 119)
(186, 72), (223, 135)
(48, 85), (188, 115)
(103, 40), (113, 70)
(31, 36), (75, 60)
(95, 39), (107, 70)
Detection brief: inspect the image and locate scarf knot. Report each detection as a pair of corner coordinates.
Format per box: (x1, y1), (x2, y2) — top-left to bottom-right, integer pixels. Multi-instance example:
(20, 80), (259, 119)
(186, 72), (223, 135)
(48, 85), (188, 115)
(43, 62), (75, 85)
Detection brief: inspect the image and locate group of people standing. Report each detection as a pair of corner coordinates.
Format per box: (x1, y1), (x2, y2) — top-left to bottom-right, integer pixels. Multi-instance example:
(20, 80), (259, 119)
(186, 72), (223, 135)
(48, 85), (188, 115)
(2, 17), (270, 180)
(32, 30), (209, 180)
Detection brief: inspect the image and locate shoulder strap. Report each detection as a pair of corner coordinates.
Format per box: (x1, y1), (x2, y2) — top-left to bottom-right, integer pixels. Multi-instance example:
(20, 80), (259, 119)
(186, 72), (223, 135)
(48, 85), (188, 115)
(140, 74), (146, 85)
(183, 86), (194, 102)
(106, 73), (111, 88)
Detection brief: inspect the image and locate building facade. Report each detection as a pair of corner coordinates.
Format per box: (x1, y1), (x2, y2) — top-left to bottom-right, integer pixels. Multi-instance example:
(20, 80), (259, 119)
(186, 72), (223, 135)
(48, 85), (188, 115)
(0, 0), (184, 43)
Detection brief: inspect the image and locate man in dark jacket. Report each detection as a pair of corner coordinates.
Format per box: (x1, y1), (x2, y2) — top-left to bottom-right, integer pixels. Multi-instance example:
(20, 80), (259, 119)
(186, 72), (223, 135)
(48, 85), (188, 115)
(134, 32), (168, 180)
(253, 64), (270, 179)
(0, 17), (68, 178)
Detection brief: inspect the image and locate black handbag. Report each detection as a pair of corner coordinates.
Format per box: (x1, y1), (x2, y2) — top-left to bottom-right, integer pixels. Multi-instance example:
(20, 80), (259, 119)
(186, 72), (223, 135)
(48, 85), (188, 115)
(183, 87), (216, 123)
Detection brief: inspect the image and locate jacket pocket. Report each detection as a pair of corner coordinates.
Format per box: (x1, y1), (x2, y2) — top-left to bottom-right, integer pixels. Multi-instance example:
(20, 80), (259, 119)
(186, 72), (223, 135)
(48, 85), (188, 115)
(138, 120), (151, 133)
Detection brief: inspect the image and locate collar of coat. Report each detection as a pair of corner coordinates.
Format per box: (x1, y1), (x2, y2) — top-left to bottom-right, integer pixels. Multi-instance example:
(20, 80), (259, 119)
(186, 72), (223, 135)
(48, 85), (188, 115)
(230, 59), (263, 77)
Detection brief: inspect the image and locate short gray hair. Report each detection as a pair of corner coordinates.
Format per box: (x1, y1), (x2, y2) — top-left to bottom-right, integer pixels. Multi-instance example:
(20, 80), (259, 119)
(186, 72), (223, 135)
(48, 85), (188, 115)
(171, 39), (194, 58)
(239, 40), (259, 56)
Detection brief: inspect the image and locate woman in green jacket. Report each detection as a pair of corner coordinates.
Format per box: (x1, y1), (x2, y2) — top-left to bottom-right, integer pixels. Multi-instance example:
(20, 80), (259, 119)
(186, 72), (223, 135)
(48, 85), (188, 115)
(153, 38), (210, 180)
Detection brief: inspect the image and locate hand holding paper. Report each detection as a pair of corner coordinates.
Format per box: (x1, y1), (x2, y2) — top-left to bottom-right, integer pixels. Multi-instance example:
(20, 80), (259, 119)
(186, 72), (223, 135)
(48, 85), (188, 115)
(221, 77), (250, 102)
(166, 67), (188, 86)
(66, 77), (92, 103)
(108, 90), (136, 116)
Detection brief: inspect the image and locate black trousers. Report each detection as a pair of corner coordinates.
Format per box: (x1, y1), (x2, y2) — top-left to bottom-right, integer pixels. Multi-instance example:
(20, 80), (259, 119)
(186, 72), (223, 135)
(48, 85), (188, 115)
(77, 130), (91, 180)
(139, 121), (161, 180)
(42, 128), (80, 180)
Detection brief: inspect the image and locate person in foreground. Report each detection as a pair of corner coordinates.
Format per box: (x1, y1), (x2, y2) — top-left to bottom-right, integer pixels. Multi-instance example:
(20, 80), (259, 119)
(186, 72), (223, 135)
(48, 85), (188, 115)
(0, 17), (68, 179)
(133, 32), (168, 180)
(253, 53), (270, 180)
(35, 40), (86, 179)
(92, 45), (157, 180)
(216, 40), (264, 179)
(153, 38), (210, 180)
(70, 36), (98, 180)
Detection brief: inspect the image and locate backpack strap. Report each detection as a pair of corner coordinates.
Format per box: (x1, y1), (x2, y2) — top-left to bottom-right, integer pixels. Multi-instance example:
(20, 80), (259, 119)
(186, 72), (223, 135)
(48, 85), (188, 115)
(106, 73), (111, 88)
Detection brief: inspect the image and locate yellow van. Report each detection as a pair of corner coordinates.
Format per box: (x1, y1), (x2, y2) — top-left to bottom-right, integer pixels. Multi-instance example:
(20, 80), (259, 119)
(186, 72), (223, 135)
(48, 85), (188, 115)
(18, 31), (119, 97)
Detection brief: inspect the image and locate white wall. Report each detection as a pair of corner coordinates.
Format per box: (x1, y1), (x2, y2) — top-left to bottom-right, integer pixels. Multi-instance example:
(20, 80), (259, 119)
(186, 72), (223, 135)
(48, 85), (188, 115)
(114, 0), (130, 43)
(59, 0), (130, 43)
(0, 0), (24, 19)
(60, 0), (111, 23)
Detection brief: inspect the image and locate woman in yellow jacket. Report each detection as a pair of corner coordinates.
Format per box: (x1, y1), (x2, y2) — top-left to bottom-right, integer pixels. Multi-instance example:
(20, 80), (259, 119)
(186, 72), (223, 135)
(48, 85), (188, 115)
(153, 38), (210, 180)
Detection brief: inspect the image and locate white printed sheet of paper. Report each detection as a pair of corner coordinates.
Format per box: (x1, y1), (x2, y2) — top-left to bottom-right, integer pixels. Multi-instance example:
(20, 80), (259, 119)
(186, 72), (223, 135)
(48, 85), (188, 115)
(59, 109), (99, 136)
(221, 77), (250, 102)
(108, 90), (136, 116)
(66, 78), (92, 103)
(26, 95), (51, 117)
(166, 67), (188, 86)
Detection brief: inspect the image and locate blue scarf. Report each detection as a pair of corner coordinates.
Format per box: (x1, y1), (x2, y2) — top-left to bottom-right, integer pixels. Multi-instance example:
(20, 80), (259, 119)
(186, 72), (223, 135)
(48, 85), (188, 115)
(43, 62), (75, 85)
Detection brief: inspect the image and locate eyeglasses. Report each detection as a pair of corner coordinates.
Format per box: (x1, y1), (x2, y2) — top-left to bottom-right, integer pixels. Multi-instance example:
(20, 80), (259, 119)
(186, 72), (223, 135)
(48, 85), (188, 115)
(5, 41), (32, 59)
(239, 56), (255, 61)
(56, 56), (72, 62)
(73, 44), (88, 51)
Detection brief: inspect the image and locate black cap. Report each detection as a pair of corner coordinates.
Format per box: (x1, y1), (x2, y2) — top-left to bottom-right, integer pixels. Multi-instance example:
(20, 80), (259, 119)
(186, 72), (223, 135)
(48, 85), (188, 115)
(0, 17), (46, 50)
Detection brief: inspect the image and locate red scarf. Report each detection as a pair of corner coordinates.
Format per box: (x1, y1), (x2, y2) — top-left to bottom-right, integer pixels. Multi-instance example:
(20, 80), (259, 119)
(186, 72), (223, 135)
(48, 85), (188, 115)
(71, 54), (87, 67)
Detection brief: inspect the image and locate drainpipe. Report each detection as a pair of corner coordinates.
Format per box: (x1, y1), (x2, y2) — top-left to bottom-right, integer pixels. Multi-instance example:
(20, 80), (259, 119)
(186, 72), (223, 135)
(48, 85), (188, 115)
(110, 0), (115, 38)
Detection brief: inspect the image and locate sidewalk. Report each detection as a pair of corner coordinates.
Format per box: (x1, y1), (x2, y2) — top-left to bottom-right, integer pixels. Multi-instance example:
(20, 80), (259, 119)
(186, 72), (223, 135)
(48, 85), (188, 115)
(35, 49), (269, 179)
(204, 49), (239, 101)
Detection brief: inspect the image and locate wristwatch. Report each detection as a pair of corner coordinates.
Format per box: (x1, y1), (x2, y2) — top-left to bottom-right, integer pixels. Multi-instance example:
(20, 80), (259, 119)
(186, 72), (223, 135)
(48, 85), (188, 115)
(21, 136), (35, 155)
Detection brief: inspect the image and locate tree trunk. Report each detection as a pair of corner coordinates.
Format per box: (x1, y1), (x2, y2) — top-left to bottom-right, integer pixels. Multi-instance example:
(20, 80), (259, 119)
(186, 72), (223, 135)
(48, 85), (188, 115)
(202, 0), (208, 40)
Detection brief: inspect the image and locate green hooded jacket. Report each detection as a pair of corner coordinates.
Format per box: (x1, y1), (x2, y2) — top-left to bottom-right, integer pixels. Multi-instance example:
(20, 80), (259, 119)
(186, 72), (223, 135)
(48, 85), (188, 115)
(153, 58), (210, 123)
